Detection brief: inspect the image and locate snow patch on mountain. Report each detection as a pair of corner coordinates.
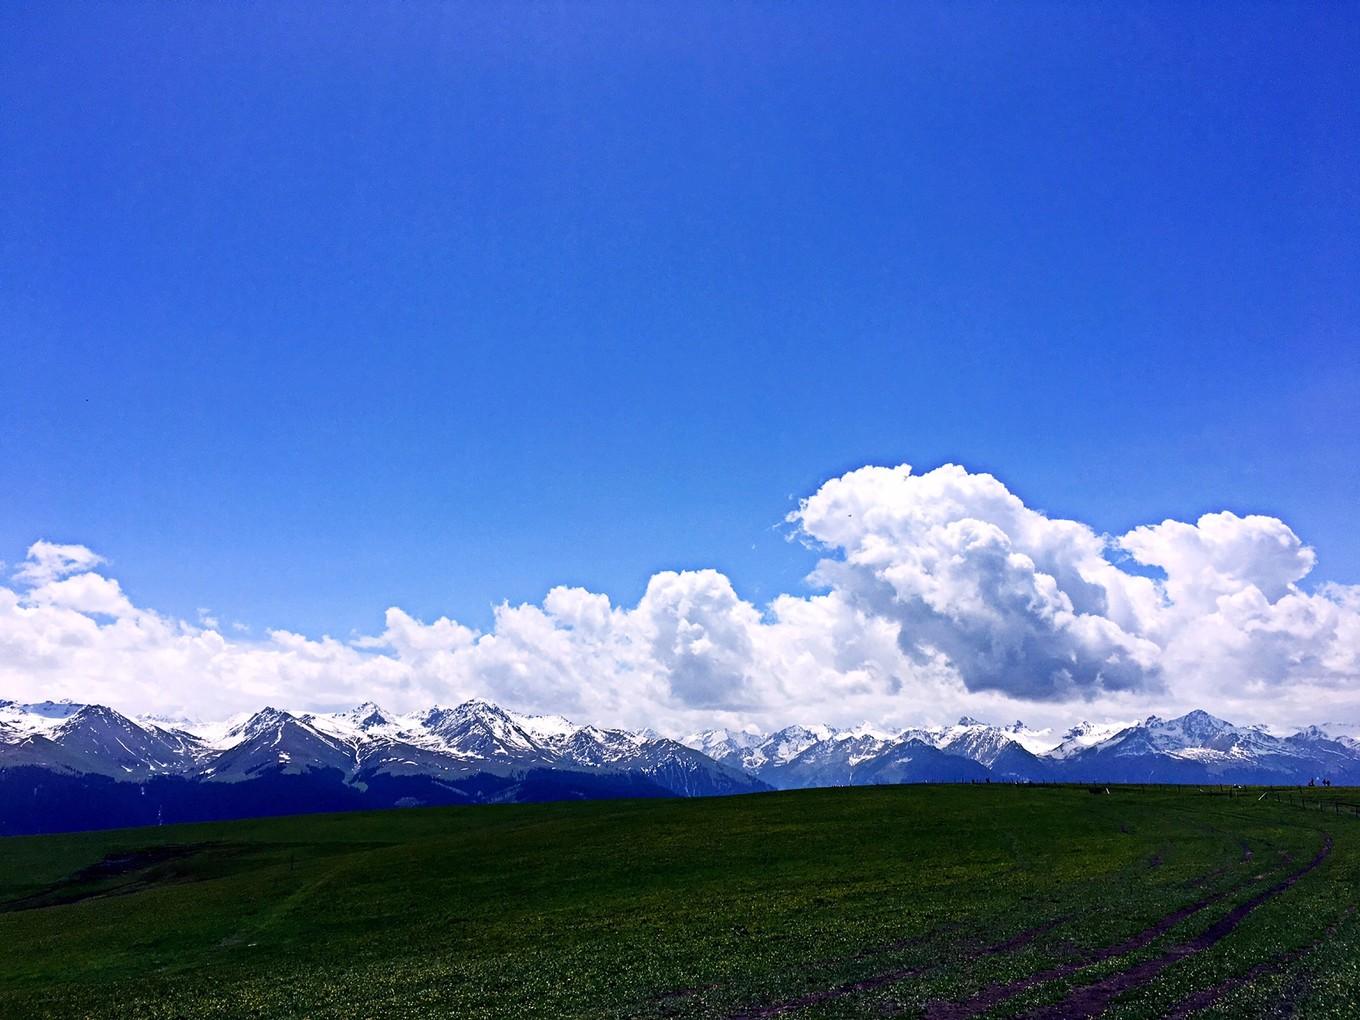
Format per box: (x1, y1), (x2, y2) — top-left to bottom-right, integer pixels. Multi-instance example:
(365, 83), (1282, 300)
(1047, 720), (1131, 759)
(0, 700), (87, 737)
(681, 726), (765, 761)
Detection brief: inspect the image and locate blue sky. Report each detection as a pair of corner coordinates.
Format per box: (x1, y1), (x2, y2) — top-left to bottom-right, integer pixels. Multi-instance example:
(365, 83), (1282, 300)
(3, 2), (1357, 644)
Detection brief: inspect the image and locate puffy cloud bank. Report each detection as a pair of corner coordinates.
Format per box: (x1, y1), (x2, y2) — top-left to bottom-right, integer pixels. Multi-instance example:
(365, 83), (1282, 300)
(3, 464), (1358, 731)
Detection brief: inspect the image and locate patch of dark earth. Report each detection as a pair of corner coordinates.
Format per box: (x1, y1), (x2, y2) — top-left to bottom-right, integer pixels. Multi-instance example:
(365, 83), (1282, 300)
(0, 843), (224, 912)
(1161, 903), (1355, 1019)
(1019, 832), (1334, 1019)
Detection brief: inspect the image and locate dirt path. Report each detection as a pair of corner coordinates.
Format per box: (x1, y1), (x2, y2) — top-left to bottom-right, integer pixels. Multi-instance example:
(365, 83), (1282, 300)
(920, 868), (1260, 1020)
(1160, 904), (1354, 1019)
(724, 832), (1331, 1020)
(1020, 832), (1334, 1019)
(725, 915), (1070, 1020)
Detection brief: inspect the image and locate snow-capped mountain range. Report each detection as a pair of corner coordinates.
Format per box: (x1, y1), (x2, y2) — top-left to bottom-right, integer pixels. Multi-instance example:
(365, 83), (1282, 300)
(0, 698), (766, 835)
(3, 698), (1359, 836)
(0, 697), (763, 792)
(681, 710), (1360, 788)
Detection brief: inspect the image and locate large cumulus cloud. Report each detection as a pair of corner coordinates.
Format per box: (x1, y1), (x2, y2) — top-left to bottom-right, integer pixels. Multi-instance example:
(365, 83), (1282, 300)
(791, 465), (1164, 700)
(2, 463), (1359, 730)
(1119, 512), (1360, 696)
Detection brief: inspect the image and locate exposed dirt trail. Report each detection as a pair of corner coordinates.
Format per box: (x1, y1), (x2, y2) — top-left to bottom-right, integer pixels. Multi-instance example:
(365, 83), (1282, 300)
(920, 868), (1260, 1020)
(1019, 832), (1333, 1019)
(724, 824), (1334, 1020)
(1160, 904), (1354, 1019)
(725, 916), (1070, 1020)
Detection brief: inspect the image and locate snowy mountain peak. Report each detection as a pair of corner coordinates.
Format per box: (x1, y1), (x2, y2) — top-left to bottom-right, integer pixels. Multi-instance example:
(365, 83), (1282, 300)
(1291, 725), (1331, 742)
(459, 696), (498, 710)
(348, 701), (390, 726)
(515, 711), (578, 742)
(138, 712), (199, 730)
(713, 723), (838, 772)
(21, 699), (85, 720)
(842, 721), (898, 740)
(421, 699), (513, 731)
(681, 726), (765, 760)
(57, 704), (150, 737)
(937, 722), (1033, 768)
(761, 723), (835, 744)
(1049, 720), (1129, 760)
(452, 698), (531, 727)
(1153, 710), (1236, 746)
(418, 699), (545, 758)
(1179, 708), (1232, 728)
(228, 707), (295, 741)
(957, 716), (984, 727)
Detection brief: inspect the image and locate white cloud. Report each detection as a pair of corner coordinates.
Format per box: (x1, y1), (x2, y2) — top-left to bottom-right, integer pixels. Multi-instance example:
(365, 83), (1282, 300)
(26, 573), (137, 618)
(1120, 511), (1316, 611)
(1, 463), (1358, 731)
(790, 465), (1163, 700)
(12, 541), (106, 586)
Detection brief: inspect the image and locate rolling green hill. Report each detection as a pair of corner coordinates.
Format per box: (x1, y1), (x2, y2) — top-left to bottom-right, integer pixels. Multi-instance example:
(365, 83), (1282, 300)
(0, 786), (1356, 1018)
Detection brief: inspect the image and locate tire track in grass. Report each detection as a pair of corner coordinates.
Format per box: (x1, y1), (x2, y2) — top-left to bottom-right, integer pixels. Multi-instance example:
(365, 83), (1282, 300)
(919, 865), (1263, 1020)
(722, 855), (1255, 1020)
(1161, 904), (1355, 1019)
(648, 923), (959, 1015)
(725, 915), (1071, 1020)
(1019, 832), (1333, 1020)
(721, 843), (1274, 1020)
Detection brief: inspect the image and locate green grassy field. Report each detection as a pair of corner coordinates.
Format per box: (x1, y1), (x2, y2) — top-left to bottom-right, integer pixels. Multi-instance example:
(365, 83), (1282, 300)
(0, 785), (1356, 1019)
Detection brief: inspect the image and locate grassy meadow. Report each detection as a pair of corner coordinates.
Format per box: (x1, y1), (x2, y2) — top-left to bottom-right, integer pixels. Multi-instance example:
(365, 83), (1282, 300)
(0, 785), (1356, 1018)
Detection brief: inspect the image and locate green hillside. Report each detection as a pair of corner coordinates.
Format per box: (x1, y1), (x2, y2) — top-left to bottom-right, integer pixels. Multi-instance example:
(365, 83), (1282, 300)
(0, 786), (1356, 1018)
